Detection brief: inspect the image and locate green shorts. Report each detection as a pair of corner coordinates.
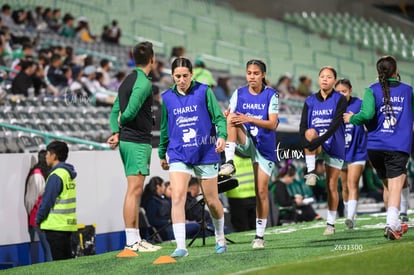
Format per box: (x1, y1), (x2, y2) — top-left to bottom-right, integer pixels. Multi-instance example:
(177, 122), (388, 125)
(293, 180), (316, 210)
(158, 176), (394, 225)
(119, 141), (151, 176)
(236, 132), (275, 177)
(169, 162), (219, 179)
(318, 151), (344, 170)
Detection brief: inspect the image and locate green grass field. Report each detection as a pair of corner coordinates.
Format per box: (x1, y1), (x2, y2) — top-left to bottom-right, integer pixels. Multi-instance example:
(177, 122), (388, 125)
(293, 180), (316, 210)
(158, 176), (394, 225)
(3, 214), (413, 275)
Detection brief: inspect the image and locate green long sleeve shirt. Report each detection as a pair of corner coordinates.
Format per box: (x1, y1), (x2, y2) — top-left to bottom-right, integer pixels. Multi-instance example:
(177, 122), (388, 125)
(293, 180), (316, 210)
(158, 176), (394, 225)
(350, 78), (414, 125)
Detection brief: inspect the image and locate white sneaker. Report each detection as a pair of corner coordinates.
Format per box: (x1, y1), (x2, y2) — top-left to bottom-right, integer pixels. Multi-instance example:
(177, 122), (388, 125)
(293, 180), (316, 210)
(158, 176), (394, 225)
(251, 238), (265, 249)
(323, 225), (335, 235)
(138, 240), (162, 251)
(304, 172), (318, 186)
(125, 240), (161, 252)
(219, 161), (236, 176)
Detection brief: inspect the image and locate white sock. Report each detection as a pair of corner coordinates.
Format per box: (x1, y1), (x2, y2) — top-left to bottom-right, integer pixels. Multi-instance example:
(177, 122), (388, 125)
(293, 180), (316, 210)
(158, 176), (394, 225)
(400, 187), (409, 214)
(305, 155), (316, 172)
(347, 200), (357, 220)
(224, 142), (236, 162)
(386, 206), (400, 231)
(173, 223), (186, 250)
(212, 216), (225, 240)
(327, 210), (337, 225)
(135, 229), (142, 242)
(256, 218), (267, 238)
(343, 201), (348, 218)
(125, 228), (138, 246)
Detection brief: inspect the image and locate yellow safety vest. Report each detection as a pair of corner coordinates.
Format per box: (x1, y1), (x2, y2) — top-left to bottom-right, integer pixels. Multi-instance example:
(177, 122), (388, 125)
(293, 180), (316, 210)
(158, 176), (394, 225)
(40, 168), (77, 232)
(225, 155), (256, 199)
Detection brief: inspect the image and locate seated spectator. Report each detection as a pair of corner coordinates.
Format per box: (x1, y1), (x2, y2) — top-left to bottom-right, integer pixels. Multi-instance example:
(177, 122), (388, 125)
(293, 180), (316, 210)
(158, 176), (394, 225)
(68, 65), (88, 98)
(169, 46), (185, 63)
(107, 71), (126, 91)
(192, 57), (216, 88)
(101, 25), (111, 43)
(75, 18), (96, 43)
(10, 42), (34, 73)
(141, 176), (173, 241)
(213, 76), (231, 110)
(275, 74), (297, 99)
(96, 58), (113, 87)
(297, 75), (313, 97)
(270, 161), (321, 223)
(11, 8), (27, 28)
(1, 4), (14, 28)
(49, 9), (62, 32)
(60, 13), (75, 38)
(11, 59), (36, 97)
(185, 177), (214, 237)
(47, 53), (68, 89)
(149, 60), (169, 83)
(109, 20), (121, 44)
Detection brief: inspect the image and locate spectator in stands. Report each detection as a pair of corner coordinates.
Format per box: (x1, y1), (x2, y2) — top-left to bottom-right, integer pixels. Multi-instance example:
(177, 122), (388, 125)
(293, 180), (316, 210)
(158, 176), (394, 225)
(11, 59), (36, 97)
(32, 54), (49, 96)
(60, 13), (75, 38)
(1, 4), (14, 28)
(158, 57), (227, 258)
(192, 57), (216, 88)
(270, 160), (321, 223)
(297, 75), (312, 97)
(101, 25), (111, 43)
(80, 65), (99, 95)
(47, 53), (68, 89)
(68, 65), (88, 98)
(24, 150), (52, 263)
(149, 60), (169, 83)
(107, 41), (161, 253)
(224, 152), (256, 232)
(31, 6), (46, 30)
(50, 9), (62, 32)
(36, 141), (78, 261)
(10, 42), (34, 72)
(107, 70), (126, 91)
(213, 76), (231, 110)
(169, 46), (185, 63)
(300, 66), (347, 236)
(75, 18), (96, 43)
(42, 8), (54, 30)
(275, 74), (296, 99)
(109, 20), (121, 44)
(97, 58), (113, 87)
(11, 8), (27, 28)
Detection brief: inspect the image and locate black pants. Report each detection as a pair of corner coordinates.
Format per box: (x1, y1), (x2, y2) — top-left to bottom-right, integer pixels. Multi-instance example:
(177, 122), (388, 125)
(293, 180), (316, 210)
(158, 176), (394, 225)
(44, 230), (73, 260)
(228, 197), (256, 232)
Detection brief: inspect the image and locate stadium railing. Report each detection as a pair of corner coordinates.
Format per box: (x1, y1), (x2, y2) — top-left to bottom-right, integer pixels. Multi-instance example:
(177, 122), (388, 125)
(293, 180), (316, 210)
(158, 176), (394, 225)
(0, 122), (110, 151)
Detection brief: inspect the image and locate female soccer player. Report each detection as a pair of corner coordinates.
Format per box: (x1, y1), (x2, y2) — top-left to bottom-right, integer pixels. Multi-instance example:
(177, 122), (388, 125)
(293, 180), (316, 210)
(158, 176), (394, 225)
(336, 79), (368, 229)
(344, 56), (413, 240)
(220, 59), (278, 248)
(158, 57), (227, 257)
(299, 66), (347, 235)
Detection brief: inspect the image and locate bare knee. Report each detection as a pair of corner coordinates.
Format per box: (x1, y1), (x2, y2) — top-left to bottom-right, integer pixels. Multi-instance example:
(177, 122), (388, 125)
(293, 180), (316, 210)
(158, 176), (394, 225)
(305, 128), (318, 141)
